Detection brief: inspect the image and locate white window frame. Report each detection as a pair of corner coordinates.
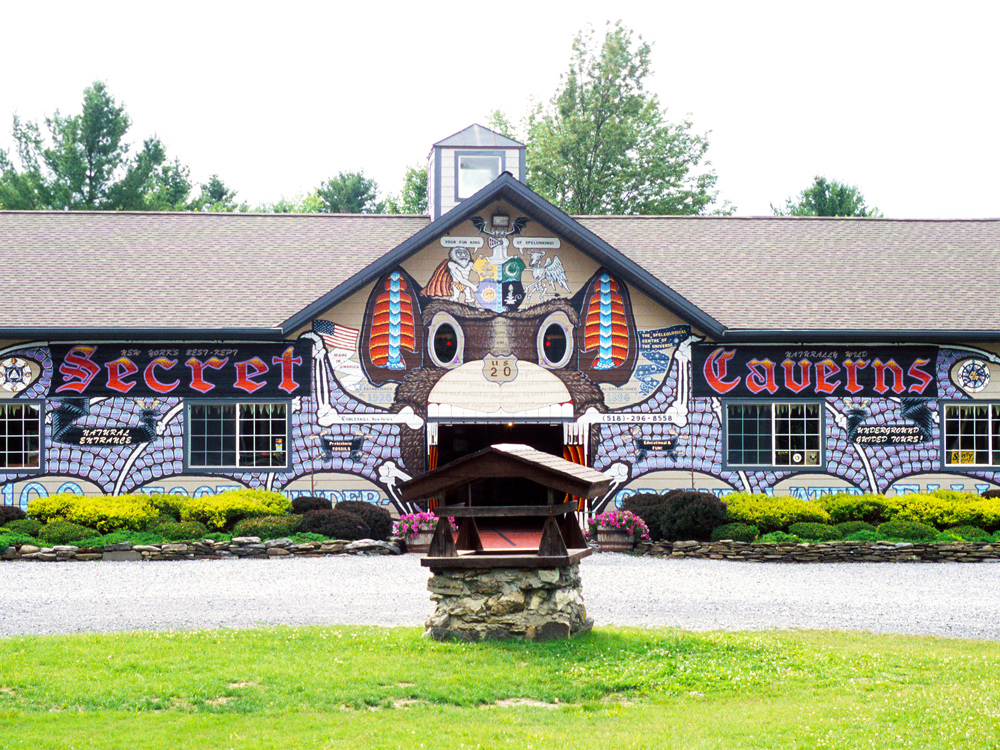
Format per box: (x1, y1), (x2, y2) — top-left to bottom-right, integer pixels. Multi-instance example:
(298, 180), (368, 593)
(455, 152), (504, 200)
(725, 401), (823, 469)
(186, 401), (289, 471)
(0, 401), (42, 471)
(943, 402), (999, 467)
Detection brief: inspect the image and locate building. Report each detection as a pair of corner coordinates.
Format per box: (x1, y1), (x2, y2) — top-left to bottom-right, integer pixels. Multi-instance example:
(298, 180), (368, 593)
(2, 125), (999, 513)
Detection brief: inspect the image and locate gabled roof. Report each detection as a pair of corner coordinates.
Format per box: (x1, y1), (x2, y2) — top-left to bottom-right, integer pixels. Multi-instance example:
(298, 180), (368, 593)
(2, 175), (999, 343)
(282, 172), (727, 338)
(433, 124), (524, 149)
(399, 443), (612, 502)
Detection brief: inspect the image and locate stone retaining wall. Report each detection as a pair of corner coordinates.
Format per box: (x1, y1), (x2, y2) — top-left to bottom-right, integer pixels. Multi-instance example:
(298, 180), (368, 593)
(635, 539), (1000, 562)
(1, 537), (402, 562)
(7, 537), (1000, 563)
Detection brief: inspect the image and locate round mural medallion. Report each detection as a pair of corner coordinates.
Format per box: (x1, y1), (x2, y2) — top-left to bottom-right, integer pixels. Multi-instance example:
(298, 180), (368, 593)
(958, 359), (991, 393)
(0, 357), (33, 393)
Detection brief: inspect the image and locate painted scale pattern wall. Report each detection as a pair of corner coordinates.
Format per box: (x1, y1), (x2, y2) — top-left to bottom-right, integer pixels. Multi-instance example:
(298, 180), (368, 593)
(592, 344), (1000, 506)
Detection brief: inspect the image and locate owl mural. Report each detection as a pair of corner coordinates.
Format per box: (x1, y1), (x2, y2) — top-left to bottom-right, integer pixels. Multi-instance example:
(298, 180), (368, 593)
(356, 220), (639, 473)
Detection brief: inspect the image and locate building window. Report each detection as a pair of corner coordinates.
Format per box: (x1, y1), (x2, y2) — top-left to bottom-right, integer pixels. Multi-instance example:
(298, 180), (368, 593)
(456, 153), (502, 199)
(726, 402), (822, 468)
(943, 403), (1000, 466)
(188, 402), (288, 470)
(0, 402), (41, 470)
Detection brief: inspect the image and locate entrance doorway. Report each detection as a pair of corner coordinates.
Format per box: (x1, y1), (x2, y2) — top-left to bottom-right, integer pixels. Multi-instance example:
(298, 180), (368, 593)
(435, 422), (564, 507)
(436, 422), (563, 466)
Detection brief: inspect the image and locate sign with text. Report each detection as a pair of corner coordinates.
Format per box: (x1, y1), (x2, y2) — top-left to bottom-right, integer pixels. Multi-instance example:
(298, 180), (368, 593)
(50, 343), (312, 398)
(692, 345), (938, 399)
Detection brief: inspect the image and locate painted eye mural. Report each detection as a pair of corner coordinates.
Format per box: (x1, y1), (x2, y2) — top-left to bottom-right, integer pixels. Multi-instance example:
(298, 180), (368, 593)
(577, 270), (637, 386)
(537, 311), (574, 369)
(428, 313), (464, 368)
(361, 269), (424, 384)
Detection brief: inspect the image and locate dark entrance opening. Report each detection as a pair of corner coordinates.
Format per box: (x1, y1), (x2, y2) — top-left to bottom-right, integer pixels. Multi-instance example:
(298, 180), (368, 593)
(436, 423), (564, 507)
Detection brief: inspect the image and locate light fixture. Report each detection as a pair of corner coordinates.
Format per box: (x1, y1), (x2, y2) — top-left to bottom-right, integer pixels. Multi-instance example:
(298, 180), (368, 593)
(491, 214), (510, 228)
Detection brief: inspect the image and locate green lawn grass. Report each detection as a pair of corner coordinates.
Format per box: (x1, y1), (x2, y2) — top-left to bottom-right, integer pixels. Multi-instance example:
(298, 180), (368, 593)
(2, 626), (999, 749)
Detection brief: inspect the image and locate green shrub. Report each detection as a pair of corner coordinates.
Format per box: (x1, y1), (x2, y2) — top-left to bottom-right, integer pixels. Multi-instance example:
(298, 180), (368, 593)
(232, 515), (301, 539)
(291, 496), (333, 514)
(289, 532), (331, 544)
(37, 520), (101, 545)
(299, 509), (371, 540)
(758, 531), (801, 544)
(944, 525), (991, 541)
(335, 501), (393, 541)
(835, 521), (875, 536)
(651, 491), (727, 542)
(153, 520), (210, 541)
(179, 489), (292, 530)
(724, 493), (830, 534)
(3, 518), (42, 536)
(818, 493), (893, 525)
(935, 531), (964, 542)
(74, 530), (168, 547)
(787, 522), (841, 541)
(710, 522), (759, 543)
(0, 505), (26, 526)
(620, 493), (669, 541)
(843, 530), (880, 542)
(875, 519), (938, 541)
(0, 530), (35, 549)
(146, 515), (174, 529)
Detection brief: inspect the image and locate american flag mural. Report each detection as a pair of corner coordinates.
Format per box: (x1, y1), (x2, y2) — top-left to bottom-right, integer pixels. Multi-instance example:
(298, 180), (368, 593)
(313, 320), (359, 351)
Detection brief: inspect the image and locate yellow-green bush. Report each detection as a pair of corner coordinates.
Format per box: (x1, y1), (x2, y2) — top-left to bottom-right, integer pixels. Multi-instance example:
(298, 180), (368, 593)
(723, 492), (830, 534)
(147, 493), (188, 521)
(28, 488), (294, 534)
(29, 493), (159, 533)
(885, 491), (1000, 531)
(817, 493), (893, 525)
(26, 494), (78, 523)
(179, 489), (292, 530)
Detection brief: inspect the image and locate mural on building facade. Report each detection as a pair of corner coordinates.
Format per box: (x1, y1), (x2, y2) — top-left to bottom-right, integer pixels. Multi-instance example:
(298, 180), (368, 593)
(4, 216), (1000, 513)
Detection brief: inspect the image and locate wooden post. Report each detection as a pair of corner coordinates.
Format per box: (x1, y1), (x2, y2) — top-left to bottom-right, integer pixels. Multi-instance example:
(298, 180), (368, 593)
(428, 516), (457, 557)
(538, 516), (569, 557)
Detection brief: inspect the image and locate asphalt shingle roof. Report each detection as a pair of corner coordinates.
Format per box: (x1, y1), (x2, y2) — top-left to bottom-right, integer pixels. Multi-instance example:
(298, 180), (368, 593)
(0, 211), (429, 333)
(576, 215), (1000, 334)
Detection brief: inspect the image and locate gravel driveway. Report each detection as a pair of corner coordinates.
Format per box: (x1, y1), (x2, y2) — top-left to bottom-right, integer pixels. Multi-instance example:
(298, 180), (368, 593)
(2, 553), (998, 640)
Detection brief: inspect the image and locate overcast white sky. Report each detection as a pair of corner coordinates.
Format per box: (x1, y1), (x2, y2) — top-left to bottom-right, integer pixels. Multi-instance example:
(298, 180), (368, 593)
(2, 0), (997, 218)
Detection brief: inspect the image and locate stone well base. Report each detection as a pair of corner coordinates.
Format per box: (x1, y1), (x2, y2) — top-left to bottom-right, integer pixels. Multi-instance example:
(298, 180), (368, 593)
(424, 563), (592, 642)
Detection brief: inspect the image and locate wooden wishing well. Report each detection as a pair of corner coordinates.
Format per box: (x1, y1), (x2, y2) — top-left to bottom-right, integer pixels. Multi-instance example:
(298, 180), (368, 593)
(399, 443), (612, 569)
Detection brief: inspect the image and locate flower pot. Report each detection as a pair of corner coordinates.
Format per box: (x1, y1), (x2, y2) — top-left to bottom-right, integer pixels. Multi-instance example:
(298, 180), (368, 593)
(595, 526), (635, 552)
(406, 530), (435, 554)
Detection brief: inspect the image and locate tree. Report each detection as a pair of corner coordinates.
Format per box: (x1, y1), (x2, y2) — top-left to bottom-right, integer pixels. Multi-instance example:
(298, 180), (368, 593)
(772, 176), (882, 217)
(194, 174), (246, 212)
(256, 191), (323, 213)
(0, 82), (172, 210)
(382, 164), (428, 214)
(143, 158), (196, 211)
(525, 22), (730, 216)
(315, 171), (382, 213)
